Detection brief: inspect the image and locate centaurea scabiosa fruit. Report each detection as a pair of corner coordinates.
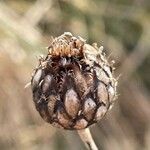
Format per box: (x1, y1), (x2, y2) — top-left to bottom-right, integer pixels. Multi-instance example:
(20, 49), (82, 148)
(31, 32), (117, 150)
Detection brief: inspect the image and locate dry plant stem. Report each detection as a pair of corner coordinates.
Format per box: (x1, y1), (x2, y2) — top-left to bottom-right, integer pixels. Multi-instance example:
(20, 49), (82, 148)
(78, 128), (98, 150)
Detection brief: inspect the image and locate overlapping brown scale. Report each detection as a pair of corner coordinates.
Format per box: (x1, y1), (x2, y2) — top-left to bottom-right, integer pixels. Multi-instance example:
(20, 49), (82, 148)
(83, 98), (96, 121)
(47, 95), (57, 117)
(42, 74), (53, 94)
(31, 69), (43, 91)
(32, 88), (41, 104)
(84, 72), (94, 88)
(73, 66), (87, 97)
(38, 104), (50, 123)
(74, 118), (88, 130)
(95, 105), (107, 121)
(107, 84), (116, 102)
(94, 67), (110, 85)
(56, 106), (72, 129)
(103, 65), (113, 78)
(39, 111), (49, 122)
(64, 88), (80, 118)
(97, 82), (109, 106)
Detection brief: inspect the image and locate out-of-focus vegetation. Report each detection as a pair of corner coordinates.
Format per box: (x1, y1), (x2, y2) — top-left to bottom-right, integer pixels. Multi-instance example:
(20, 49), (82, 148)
(0, 0), (150, 150)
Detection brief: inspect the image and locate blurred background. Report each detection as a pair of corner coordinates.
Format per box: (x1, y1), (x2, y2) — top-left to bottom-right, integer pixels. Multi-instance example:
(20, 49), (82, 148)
(0, 0), (150, 150)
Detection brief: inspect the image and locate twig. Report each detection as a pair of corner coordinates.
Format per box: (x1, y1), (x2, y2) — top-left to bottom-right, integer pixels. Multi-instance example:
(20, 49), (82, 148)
(77, 128), (98, 150)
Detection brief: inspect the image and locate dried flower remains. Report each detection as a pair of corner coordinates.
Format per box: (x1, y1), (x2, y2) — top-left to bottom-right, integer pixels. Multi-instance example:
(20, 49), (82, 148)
(31, 32), (117, 130)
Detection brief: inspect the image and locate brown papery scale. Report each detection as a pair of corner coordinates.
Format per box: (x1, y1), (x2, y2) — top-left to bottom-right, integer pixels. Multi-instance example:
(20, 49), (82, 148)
(31, 32), (117, 130)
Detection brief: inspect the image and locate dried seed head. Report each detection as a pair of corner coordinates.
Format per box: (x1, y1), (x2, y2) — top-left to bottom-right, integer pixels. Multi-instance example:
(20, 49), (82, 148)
(31, 32), (117, 130)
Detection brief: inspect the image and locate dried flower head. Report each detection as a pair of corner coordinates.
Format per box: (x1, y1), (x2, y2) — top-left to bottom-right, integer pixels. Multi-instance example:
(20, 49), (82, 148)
(31, 32), (117, 130)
